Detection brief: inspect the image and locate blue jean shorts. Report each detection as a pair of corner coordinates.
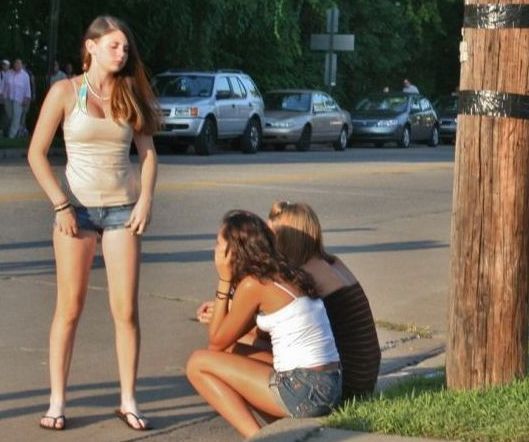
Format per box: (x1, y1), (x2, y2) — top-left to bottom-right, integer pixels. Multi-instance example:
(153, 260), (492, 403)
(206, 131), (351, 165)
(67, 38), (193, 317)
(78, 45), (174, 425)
(73, 203), (135, 234)
(269, 365), (342, 418)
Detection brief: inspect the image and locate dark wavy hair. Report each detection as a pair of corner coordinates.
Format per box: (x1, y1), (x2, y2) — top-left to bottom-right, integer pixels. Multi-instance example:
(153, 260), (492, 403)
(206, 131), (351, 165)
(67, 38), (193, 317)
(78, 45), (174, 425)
(221, 210), (317, 298)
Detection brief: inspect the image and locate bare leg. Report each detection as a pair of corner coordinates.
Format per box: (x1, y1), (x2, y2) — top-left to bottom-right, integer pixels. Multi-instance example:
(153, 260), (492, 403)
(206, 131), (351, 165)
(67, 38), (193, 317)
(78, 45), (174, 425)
(186, 349), (286, 438)
(101, 229), (148, 429)
(41, 229), (97, 429)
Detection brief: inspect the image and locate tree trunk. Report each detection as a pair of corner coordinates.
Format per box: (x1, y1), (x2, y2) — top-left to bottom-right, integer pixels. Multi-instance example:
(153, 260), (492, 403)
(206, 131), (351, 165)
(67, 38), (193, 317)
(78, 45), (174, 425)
(447, 0), (529, 390)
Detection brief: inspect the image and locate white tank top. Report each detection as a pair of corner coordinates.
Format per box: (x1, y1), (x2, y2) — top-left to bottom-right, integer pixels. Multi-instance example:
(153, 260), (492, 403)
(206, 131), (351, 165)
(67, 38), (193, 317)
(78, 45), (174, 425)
(256, 282), (340, 372)
(62, 78), (138, 207)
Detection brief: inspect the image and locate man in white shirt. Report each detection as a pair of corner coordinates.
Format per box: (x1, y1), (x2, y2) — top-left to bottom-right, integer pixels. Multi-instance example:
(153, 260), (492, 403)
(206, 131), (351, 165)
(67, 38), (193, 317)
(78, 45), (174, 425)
(3, 58), (31, 138)
(402, 78), (420, 94)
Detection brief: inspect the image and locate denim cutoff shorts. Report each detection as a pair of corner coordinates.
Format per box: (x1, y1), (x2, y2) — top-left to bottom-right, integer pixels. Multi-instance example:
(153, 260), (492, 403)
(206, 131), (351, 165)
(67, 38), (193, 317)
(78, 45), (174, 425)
(73, 203), (135, 234)
(269, 365), (342, 418)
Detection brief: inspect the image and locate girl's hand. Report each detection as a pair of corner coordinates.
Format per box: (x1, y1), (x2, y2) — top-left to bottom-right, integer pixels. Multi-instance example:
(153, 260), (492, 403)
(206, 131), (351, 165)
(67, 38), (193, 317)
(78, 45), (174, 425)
(125, 197), (152, 236)
(214, 238), (232, 282)
(54, 207), (78, 237)
(196, 301), (214, 324)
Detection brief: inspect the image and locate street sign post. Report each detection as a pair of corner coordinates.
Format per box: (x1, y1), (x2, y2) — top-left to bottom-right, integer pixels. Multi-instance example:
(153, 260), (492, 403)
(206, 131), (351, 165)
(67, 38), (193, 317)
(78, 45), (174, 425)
(310, 7), (354, 88)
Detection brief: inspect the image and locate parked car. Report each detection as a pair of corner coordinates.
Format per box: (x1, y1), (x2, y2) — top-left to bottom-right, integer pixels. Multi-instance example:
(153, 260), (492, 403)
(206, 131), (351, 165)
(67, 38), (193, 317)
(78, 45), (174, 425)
(349, 93), (439, 148)
(262, 89), (351, 151)
(434, 94), (458, 144)
(152, 69), (264, 155)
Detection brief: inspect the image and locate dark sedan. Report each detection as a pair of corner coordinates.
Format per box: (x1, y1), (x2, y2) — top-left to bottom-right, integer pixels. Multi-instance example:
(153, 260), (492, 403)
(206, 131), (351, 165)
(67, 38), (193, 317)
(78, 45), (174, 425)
(349, 93), (439, 148)
(435, 95), (458, 144)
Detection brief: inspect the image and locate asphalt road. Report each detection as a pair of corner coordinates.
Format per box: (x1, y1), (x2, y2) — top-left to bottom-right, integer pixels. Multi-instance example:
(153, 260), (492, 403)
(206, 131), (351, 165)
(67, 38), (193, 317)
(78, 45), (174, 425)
(0, 143), (454, 441)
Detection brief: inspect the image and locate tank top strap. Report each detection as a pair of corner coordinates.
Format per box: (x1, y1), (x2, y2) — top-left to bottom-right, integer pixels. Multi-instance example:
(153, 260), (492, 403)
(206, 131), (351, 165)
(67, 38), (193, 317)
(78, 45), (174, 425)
(273, 282), (298, 300)
(76, 74), (88, 114)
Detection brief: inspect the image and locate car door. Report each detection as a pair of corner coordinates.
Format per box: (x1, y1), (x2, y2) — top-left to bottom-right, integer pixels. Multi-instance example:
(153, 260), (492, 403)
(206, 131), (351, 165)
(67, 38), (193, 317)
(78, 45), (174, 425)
(214, 76), (238, 137)
(311, 93), (329, 142)
(228, 76), (249, 134)
(408, 96), (423, 141)
(322, 94), (344, 141)
(420, 98), (436, 138)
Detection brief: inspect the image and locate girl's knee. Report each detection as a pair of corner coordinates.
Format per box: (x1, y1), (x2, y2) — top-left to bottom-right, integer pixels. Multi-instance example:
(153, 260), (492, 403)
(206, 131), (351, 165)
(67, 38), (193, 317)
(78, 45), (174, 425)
(186, 349), (212, 379)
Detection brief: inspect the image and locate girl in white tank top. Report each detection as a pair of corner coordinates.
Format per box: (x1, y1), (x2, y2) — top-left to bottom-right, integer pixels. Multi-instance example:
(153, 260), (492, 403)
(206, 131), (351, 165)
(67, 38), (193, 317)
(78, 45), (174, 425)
(186, 210), (341, 439)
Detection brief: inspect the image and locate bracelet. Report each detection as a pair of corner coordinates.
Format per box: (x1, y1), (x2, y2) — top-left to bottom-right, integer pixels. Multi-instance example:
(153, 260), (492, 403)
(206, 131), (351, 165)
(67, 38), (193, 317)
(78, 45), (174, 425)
(219, 277), (232, 283)
(54, 203), (72, 213)
(215, 290), (229, 300)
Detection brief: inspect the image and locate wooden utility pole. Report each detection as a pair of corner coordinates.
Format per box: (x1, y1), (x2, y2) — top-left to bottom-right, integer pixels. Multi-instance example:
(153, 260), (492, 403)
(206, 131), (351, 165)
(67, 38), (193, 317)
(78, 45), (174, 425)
(447, 0), (529, 389)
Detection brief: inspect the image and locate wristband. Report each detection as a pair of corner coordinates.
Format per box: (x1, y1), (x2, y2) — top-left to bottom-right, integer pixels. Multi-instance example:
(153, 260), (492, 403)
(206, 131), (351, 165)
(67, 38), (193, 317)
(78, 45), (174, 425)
(54, 203), (72, 213)
(215, 290), (229, 300)
(219, 278), (232, 283)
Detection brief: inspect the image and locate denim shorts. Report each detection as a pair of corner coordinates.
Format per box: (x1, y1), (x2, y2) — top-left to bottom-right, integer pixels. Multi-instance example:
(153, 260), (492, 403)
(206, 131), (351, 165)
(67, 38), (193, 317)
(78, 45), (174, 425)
(269, 365), (342, 418)
(73, 203), (135, 234)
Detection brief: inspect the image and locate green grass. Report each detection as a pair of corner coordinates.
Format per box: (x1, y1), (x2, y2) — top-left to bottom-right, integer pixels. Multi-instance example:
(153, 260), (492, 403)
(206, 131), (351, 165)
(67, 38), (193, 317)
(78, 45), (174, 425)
(326, 374), (529, 441)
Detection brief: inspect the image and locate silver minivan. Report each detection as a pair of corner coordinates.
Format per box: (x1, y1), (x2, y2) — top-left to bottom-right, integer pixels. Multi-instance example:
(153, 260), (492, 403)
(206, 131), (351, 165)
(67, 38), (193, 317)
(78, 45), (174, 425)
(153, 70), (264, 155)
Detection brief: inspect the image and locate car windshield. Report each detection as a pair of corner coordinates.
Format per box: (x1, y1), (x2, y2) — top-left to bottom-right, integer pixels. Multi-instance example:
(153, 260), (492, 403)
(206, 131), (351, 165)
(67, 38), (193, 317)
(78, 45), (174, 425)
(264, 92), (311, 112)
(436, 96), (458, 112)
(153, 75), (214, 98)
(355, 96), (408, 112)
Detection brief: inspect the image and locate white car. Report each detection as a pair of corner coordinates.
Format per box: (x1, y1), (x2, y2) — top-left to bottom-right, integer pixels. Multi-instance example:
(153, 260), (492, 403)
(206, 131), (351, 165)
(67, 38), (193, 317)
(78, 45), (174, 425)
(263, 89), (351, 151)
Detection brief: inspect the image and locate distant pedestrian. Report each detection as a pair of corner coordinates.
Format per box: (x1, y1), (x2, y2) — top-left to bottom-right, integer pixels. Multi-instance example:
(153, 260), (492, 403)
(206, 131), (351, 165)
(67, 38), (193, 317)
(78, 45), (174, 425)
(0, 59), (10, 136)
(19, 61), (36, 136)
(64, 62), (74, 78)
(4, 58), (31, 138)
(402, 78), (419, 94)
(50, 60), (67, 85)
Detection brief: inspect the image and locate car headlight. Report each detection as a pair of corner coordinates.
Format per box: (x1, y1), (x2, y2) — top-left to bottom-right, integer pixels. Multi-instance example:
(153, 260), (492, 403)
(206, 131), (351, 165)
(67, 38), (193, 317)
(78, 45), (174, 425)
(174, 107), (199, 117)
(376, 119), (399, 127)
(269, 120), (294, 128)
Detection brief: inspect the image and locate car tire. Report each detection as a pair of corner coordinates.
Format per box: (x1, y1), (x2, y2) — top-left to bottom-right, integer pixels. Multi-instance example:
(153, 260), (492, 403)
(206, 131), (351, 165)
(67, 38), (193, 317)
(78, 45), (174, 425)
(296, 125), (311, 151)
(333, 126), (348, 151)
(274, 144), (287, 151)
(194, 118), (217, 156)
(398, 126), (411, 148)
(374, 141), (385, 148)
(428, 125), (439, 147)
(240, 118), (261, 154)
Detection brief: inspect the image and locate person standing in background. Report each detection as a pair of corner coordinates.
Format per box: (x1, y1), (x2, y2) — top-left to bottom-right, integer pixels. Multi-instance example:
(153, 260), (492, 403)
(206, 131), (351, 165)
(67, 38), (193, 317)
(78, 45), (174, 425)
(4, 58), (31, 138)
(0, 59), (10, 136)
(402, 78), (419, 94)
(50, 61), (67, 85)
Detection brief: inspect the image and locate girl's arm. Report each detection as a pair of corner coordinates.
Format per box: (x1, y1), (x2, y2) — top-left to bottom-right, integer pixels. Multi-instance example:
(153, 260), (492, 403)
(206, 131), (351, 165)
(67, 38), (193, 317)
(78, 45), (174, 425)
(27, 80), (77, 236)
(127, 133), (157, 235)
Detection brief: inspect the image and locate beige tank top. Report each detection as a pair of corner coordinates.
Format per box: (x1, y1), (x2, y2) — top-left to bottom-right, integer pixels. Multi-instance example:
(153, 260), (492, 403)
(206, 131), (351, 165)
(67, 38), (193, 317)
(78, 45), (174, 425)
(62, 78), (138, 207)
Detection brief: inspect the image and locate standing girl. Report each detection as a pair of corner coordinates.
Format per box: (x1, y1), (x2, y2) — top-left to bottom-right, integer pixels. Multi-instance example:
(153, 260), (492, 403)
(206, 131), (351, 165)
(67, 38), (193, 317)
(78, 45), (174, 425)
(28, 16), (159, 431)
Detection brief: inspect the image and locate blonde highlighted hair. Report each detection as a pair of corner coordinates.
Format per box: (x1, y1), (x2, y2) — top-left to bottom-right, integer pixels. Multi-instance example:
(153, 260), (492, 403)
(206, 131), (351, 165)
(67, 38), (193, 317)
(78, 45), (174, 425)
(81, 16), (160, 134)
(268, 201), (335, 267)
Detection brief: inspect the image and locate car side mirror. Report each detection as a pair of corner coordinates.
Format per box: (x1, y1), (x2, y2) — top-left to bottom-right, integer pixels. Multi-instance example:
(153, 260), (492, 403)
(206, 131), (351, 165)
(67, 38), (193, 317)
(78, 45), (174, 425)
(216, 90), (231, 100)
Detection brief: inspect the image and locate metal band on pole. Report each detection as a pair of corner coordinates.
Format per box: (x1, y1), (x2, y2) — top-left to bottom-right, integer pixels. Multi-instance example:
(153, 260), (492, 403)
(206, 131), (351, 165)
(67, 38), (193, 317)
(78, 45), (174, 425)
(464, 4), (529, 29)
(458, 90), (529, 120)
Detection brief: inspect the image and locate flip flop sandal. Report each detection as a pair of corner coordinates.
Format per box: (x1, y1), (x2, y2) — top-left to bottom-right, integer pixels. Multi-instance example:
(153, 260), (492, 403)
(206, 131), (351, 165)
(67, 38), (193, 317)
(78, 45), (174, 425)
(115, 409), (152, 431)
(39, 415), (66, 431)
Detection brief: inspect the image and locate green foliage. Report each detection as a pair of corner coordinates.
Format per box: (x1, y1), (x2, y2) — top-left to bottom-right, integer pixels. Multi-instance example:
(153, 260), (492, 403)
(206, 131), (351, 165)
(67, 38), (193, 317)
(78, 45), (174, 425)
(1, 0), (462, 110)
(326, 374), (529, 441)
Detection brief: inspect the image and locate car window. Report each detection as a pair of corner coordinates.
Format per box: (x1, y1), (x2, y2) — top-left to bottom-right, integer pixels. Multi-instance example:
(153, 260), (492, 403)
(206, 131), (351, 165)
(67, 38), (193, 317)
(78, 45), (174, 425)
(313, 93), (326, 112)
(355, 96), (407, 113)
(410, 97), (421, 112)
(420, 98), (431, 111)
(153, 74), (214, 98)
(323, 94), (338, 111)
(236, 77), (248, 98)
(264, 92), (311, 112)
(229, 76), (244, 99)
(216, 76), (231, 96)
(241, 75), (262, 99)
(436, 96), (458, 112)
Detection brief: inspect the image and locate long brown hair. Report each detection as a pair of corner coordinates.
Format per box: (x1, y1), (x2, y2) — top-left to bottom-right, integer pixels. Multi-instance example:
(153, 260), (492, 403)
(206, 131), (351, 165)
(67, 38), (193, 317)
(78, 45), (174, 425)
(81, 16), (160, 134)
(268, 201), (336, 267)
(221, 210), (317, 298)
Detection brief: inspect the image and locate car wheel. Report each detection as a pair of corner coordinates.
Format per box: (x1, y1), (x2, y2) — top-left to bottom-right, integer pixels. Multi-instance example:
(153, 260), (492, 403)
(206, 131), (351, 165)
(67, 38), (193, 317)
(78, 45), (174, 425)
(398, 126), (411, 148)
(194, 118), (217, 155)
(428, 126), (439, 147)
(374, 141), (385, 148)
(274, 144), (287, 151)
(296, 125), (311, 151)
(333, 126), (348, 151)
(240, 118), (261, 154)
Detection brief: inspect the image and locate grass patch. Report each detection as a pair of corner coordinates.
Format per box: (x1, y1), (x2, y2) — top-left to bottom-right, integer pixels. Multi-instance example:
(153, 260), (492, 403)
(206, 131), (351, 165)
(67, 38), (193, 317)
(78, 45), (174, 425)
(376, 319), (433, 338)
(326, 373), (529, 441)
